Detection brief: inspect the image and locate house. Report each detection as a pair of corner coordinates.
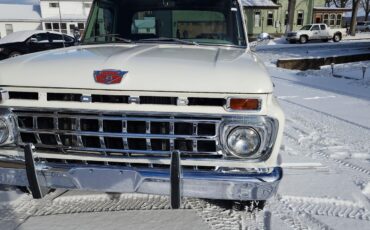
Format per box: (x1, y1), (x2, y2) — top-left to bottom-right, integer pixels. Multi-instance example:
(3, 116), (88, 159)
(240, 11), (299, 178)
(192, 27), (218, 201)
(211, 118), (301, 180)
(242, 0), (351, 39)
(0, 4), (42, 39)
(39, 0), (92, 35)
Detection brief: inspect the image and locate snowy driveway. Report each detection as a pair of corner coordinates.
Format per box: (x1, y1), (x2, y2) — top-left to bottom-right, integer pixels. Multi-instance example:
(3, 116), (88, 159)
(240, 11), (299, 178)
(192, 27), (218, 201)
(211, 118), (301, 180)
(1, 41), (370, 230)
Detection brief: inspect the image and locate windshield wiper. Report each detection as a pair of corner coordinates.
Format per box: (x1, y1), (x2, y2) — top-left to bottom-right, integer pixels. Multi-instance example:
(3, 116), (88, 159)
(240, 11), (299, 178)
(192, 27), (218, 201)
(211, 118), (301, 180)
(84, 34), (132, 43)
(137, 37), (198, 46)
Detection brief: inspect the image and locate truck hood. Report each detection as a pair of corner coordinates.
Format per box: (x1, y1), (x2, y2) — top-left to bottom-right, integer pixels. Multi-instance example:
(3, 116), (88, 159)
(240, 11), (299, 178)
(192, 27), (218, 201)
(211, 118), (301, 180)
(0, 44), (273, 94)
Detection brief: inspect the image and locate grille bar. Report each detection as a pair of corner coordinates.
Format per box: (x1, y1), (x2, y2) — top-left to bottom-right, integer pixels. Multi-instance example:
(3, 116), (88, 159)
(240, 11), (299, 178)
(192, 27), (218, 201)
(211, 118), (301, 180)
(16, 113), (219, 123)
(25, 144), (219, 155)
(15, 110), (222, 159)
(18, 129), (216, 140)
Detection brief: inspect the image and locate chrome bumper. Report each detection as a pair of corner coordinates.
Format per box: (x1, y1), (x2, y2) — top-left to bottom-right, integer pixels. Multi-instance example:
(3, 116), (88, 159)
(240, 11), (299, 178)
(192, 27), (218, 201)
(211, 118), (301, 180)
(0, 154), (282, 201)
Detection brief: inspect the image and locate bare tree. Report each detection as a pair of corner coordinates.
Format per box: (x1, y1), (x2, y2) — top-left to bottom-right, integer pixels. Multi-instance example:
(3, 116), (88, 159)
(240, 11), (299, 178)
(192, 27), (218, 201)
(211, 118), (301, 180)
(285, 0), (297, 34)
(332, 0), (351, 7)
(361, 0), (370, 21)
(350, 0), (361, 35)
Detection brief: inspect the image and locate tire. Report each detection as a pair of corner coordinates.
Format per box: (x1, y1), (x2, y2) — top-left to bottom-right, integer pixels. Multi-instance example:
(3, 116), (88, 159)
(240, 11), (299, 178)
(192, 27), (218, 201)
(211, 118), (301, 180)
(333, 33), (341, 42)
(212, 200), (266, 211)
(299, 35), (308, 44)
(9, 51), (22, 58)
(365, 28), (370, 32)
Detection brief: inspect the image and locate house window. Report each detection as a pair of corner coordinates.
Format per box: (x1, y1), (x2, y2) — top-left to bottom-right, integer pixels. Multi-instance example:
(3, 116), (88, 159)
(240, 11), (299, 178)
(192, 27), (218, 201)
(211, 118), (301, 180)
(297, 11), (304, 26)
(78, 23), (85, 30)
(336, 14), (342, 26)
(284, 11), (288, 25)
(330, 14), (336, 26)
(45, 23), (52, 31)
(61, 23), (67, 34)
(5, 24), (13, 35)
(267, 11), (273, 26)
(49, 2), (59, 8)
(323, 14), (329, 25)
(254, 11), (261, 27)
(52, 23), (60, 32)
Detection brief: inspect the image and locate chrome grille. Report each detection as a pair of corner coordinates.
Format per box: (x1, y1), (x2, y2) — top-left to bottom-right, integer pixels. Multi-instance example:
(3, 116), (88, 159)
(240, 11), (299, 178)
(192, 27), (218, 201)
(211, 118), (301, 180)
(14, 110), (222, 159)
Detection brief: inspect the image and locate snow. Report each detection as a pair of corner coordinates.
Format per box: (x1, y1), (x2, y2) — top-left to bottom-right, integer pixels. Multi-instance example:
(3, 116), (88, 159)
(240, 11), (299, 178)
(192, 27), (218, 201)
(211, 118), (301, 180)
(19, 210), (209, 230)
(1, 41), (370, 229)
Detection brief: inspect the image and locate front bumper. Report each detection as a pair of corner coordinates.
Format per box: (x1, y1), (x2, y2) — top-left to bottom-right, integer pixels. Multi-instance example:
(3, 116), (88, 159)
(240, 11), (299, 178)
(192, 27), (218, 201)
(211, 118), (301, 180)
(0, 153), (282, 201)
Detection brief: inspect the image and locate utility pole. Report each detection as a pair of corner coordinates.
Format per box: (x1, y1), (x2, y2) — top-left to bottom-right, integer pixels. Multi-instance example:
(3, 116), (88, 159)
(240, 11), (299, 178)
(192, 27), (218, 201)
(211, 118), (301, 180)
(286, 0), (297, 34)
(350, 0), (361, 36)
(58, 1), (66, 48)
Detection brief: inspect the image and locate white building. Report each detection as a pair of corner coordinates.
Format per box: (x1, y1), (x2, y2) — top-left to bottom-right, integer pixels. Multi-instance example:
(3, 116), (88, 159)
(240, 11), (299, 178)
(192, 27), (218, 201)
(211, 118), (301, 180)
(0, 4), (42, 39)
(40, 0), (92, 35)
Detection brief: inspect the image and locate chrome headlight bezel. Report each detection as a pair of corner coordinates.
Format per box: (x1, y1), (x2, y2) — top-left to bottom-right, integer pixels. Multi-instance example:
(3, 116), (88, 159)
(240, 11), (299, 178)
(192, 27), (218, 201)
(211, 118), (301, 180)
(0, 108), (17, 146)
(220, 116), (278, 160)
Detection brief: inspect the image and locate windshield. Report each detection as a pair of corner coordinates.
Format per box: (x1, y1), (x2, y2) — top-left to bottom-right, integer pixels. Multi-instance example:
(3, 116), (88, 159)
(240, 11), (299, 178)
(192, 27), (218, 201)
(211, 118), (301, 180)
(300, 25), (312, 30)
(83, 0), (246, 47)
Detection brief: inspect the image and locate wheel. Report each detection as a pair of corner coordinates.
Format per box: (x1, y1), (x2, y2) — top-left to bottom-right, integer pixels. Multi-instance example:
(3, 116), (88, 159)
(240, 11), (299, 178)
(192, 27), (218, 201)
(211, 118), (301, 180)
(9, 51), (22, 58)
(333, 33), (341, 42)
(365, 28), (370, 32)
(299, 35), (308, 44)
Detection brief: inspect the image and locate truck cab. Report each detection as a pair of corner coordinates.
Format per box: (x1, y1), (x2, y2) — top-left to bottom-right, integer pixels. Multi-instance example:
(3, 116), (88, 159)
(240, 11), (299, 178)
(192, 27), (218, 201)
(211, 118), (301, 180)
(0, 0), (284, 209)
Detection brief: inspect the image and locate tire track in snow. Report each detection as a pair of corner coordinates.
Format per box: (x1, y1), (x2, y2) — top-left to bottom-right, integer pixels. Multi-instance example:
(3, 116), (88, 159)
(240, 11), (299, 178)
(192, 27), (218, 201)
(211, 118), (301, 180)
(277, 99), (370, 229)
(279, 196), (370, 221)
(280, 98), (370, 131)
(283, 107), (370, 178)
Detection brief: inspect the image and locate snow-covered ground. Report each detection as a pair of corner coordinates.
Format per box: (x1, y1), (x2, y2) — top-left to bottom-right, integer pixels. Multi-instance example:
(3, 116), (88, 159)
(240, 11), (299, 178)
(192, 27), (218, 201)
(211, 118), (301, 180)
(1, 42), (370, 229)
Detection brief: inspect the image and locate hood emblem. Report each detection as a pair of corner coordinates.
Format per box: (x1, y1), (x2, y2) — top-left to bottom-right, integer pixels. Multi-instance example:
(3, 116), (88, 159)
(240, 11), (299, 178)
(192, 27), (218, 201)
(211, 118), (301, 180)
(94, 70), (128, 84)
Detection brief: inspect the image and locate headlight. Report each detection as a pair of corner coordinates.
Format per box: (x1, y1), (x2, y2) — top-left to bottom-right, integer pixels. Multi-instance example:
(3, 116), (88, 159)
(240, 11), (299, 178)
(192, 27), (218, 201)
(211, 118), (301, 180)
(226, 127), (261, 158)
(221, 117), (278, 160)
(0, 109), (16, 146)
(0, 119), (9, 144)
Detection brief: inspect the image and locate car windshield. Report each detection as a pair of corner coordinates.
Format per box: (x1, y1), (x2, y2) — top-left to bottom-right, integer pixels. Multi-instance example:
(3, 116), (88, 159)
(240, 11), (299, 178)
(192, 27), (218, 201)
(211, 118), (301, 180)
(300, 25), (312, 30)
(82, 0), (247, 48)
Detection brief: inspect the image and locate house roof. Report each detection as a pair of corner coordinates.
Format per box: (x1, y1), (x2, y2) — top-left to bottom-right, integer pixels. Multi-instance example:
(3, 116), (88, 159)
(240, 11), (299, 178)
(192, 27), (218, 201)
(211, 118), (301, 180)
(241, 0), (279, 9)
(313, 7), (352, 13)
(0, 4), (41, 22)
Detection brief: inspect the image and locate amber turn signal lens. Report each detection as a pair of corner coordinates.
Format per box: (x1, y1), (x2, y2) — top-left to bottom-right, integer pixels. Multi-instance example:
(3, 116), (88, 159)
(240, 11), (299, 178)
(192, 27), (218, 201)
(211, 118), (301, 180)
(229, 98), (260, 110)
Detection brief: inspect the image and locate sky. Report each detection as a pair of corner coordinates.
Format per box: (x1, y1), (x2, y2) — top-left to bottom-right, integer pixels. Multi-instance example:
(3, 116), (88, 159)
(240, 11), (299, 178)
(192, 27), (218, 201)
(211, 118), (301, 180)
(0, 0), (39, 4)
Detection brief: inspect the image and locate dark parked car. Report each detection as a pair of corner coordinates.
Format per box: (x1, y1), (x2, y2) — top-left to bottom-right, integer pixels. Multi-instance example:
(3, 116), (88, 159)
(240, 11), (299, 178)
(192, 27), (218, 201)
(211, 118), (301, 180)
(0, 30), (75, 60)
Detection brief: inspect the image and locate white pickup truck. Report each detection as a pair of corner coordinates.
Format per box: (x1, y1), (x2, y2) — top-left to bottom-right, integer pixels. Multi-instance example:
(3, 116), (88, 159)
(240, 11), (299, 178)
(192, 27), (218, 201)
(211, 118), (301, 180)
(286, 23), (346, 44)
(0, 0), (284, 210)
